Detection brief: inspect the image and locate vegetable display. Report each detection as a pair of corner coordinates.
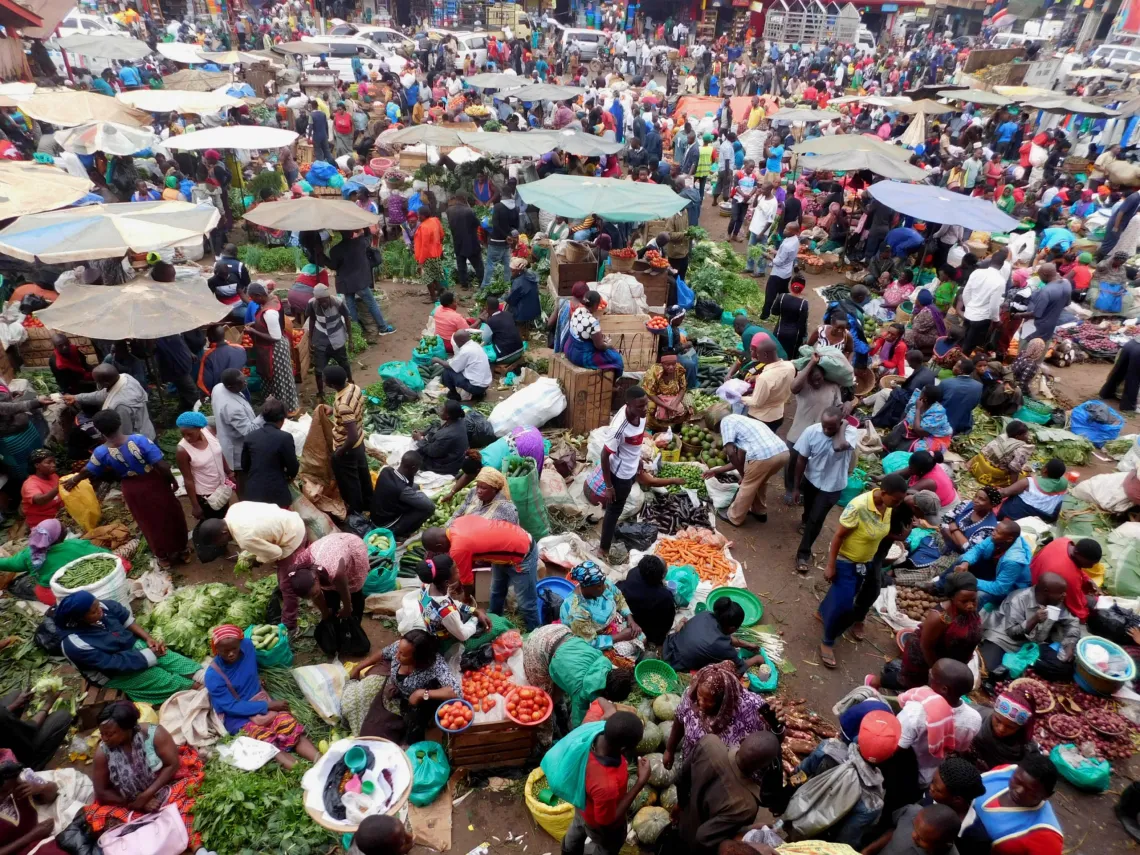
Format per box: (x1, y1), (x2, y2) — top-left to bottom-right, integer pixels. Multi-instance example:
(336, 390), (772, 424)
(249, 625), (281, 651)
(462, 662), (514, 710)
(414, 335), (442, 355)
(437, 700), (473, 731)
(426, 489), (469, 528)
(505, 686), (551, 725)
(365, 532), (391, 552)
(137, 582), (259, 661)
(646, 316), (669, 331)
(654, 537), (735, 585)
(657, 463), (709, 498)
(1025, 680), (1140, 761)
(679, 426), (728, 468)
(895, 585), (940, 622)
(58, 555), (118, 588)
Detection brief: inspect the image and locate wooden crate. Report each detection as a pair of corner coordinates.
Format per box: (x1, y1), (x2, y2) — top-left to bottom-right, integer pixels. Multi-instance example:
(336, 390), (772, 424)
(599, 314), (656, 372)
(550, 353), (613, 435)
(551, 261), (599, 296)
(399, 151), (428, 172)
(629, 264), (672, 307)
(445, 719), (537, 771)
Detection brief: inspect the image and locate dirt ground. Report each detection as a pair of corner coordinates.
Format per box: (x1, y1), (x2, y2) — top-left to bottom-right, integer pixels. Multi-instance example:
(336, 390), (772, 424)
(165, 203), (1140, 854)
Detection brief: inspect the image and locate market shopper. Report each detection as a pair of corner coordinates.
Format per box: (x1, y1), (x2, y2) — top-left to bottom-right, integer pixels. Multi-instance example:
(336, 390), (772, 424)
(759, 222), (800, 320)
(791, 407), (860, 574)
(1029, 536), (1101, 622)
(68, 363), (154, 441)
(437, 330), (492, 402)
(306, 285), (354, 399)
(741, 335), (795, 431)
(947, 520), (1033, 608)
(522, 624), (633, 731)
(325, 366), (372, 515)
(240, 399), (299, 508)
(596, 386), (649, 557)
(175, 410), (232, 522)
(282, 534), (369, 628)
(662, 597), (767, 674)
(704, 413), (789, 528)
(328, 230), (395, 337)
(244, 283), (300, 415)
(370, 450), (435, 538)
(446, 194), (484, 289)
(895, 659), (982, 786)
(413, 399), (470, 475)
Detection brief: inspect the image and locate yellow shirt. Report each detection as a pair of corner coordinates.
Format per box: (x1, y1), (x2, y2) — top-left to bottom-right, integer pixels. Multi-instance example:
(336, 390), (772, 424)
(747, 107), (765, 129)
(837, 490), (892, 564)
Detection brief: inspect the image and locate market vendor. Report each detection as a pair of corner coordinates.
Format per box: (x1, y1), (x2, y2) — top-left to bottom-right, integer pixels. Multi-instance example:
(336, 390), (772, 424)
(940, 487), (1001, 556)
(0, 520), (112, 606)
(663, 597), (767, 674)
(20, 449), (61, 529)
(662, 661), (777, 771)
(84, 701), (204, 849)
(0, 754), (71, 855)
(435, 331), (492, 403)
(196, 326), (247, 397)
(413, 555), (491, 644)
(896, 660), (981, 786)
(204, 625), (319, 770)
(560, 561), (645, 668)
(67, 362), (155, 442)
(946, 520), (1033, 608)
(370, 450), (435, 538)
(282, 533), (369, 627)
(244, 282), (300, 416)
(1029, 536), (1101, 622)
(0, 684), (71, 772)
(343, 629), (460, 744)
(970, 686), (1036, 772)
(731, 315), (785, 360)
(62, 410), (187, 571)
(902, 290), (947, 360)
(655, 306), (699, 390)
(968, 421), (1034, 488)
(505, 258), (541, 339)
(413, 399), (470, 475)
(981, 573), (1080, 684)
(48, 333), (93, 395)
(893, 450), (959, 510)
(995, 458), (1070, 524)
(958, 753), (1064, 855)
(642, 350), (689, 430)
(448, 466), (517, 524)
(57, 591), (204, 705)
(884, 385), (953, 455)
(562, 290), (624, 374)
(741, 336), (795, 432)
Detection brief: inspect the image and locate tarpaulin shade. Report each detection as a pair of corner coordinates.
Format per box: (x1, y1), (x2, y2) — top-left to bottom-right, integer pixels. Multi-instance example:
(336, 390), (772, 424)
(164, 125), (298, 150)
(936, 88), (1012, 107)
(242, 197), (380, 231)
(465, 72), (527, 90)
(118, 89), (244, 115)
(0, 161), (92, 219)
(20, 91), (150, 128)
(799, 150), (927, 181)
(457, 131), (558, 158)
(56, 34), (151, 60)
(539, 129), (625, 156)
(160, 69), (232, 91)
(504, 84), (587, 102)
(384, 124), (464, 147)
(1018, 95), (1120, 116)
(794, 134), (912, 161)
(516, 175), (686, 222)
(867, 181), (1021, 232)
(768, 107), (843, 123)
(55, 121), (159, 156)
(156, 41), (210, 64)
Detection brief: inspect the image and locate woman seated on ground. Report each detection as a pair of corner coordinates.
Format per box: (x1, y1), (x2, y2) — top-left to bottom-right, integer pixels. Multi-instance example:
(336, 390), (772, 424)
(870, 323), (909, 377)
(204, 625), (319, 770)
(0, 754), (72, 855)
(941, 487), (1001, 556)
(341, 629), (460, 744)
(662, 597), (766, 674)
(84, 701), (204, 848)
(662, 661), (776, 771)
(895, 450), (959, 510)
(872, 571), (982, 692)
(931, 326), (967, 370)
(0, 519), (111, 606)
(659, 306), (700, 390)
(958, 752), (1063, 855)
(885, 385), (953, 455)
(1011, 338), (1048, 396)
(969, 686), (1037, 772)
(969, 421), (1034, 488)
(561, 562), (645, 668)
(57, 591), (203, 706)
(549, 282), (588, 354)
(616, 555), (675, 651)
(642, 349), (689, 431)
(562, 290), (624, 374)
(448, 466), (518, 524)
(413, 554), (491, 647)
(413, 400), (469, 476)
(903, 290), (947, 360)
(21, 450), (61, 529)
(996, 457), (1069, 524)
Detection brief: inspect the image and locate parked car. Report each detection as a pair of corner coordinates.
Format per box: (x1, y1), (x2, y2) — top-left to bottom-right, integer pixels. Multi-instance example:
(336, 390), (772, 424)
(1090, 42), (1140, 72)
(58, 11), (127, 38)
(351, 25), (417, 55)
(426, 29), (490, 67)
(553, 25), (604, 60)
(299, 35), (408, 79)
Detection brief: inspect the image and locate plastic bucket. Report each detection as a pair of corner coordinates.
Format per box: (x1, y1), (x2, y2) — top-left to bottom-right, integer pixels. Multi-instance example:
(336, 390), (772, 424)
(536, 577), (575, 624)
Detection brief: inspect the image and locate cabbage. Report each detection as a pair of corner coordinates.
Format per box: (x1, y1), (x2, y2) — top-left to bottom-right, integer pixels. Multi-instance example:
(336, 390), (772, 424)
(646, 752), (677, 789)
(636, 721), (662, 755)
(161, 616), (207, 658)
(225, 597), (263, 628)
(632, 807), (671, 845)
(652, 693), (681, 721)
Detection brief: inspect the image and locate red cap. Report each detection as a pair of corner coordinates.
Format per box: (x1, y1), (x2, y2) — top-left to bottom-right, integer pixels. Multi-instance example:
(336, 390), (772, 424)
(857, 710), (901, 764)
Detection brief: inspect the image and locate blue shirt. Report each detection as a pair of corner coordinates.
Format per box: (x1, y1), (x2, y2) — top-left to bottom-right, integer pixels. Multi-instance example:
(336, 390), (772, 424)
(766, 145), (784, 174)
(938, 375), (983, 434)
(86, 435), (164, 480)
(794, 423), (859, 492)
(118, 66), (142, 87)
(885, 227), (924, 257)
(205, 638), (271, 732)
(960, 535), (1033, 600)
(996, 121), (1018, 143)
(61, 598), (153, 678)
(92, 77), (115, 96)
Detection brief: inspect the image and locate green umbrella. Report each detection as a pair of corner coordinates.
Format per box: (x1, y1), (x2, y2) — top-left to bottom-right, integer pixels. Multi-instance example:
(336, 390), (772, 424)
(516, 175), (686, 223)
(795, 150), (928, 181)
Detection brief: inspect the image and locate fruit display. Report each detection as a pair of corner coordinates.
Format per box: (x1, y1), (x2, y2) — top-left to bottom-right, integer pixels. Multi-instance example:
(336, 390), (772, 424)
(436, 700), (473, 731)
(462, 663), (514, 705)
(611, 247), (637, 259)
(249, 624), (281, 651)
(414, 335), (441, 356)
(658, 462), (708, 497)
(646, 316), (670, 332)
(240, 332), (253, 348)
(895, 585), (939, 621)
(464, 105), (491, 118)
(22, 315), (44, 329)
(679, 426), (728, 468)
(505, 686), (551, 725)
(1024, 680), (1140, 761)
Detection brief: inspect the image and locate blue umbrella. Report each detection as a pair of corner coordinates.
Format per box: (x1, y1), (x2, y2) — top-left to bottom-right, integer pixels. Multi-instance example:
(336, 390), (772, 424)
(867, 182), (1021, 233)
(516, 175), (687, 223)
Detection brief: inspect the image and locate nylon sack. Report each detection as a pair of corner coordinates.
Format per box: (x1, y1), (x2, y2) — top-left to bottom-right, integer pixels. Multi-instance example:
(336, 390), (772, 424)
(504, 454), (551, 539)
(540, 720), (607, 809)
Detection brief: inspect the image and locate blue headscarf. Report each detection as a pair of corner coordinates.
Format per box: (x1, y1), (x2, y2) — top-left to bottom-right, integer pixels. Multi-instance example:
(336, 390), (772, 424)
(55, 591), (96, 627)
(839, 699), (892, 743)
(176, 411), (209, 429)
(570, 561), (606, 587)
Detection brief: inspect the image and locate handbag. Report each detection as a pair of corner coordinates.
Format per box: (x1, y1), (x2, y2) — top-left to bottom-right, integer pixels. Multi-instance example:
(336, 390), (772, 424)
(204, 481), (234, 511)
(97, 803), (188, 855)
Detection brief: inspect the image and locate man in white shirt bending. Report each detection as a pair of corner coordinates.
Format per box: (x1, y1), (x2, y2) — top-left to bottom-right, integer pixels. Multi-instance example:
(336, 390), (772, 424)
(956, 248), (1009, 356)
(438, 329), (492, 401)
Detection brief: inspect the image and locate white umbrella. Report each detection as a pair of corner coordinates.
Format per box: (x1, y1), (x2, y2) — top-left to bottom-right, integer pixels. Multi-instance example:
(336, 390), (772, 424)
(0, 162), (92, 219)
(794, 134), (912, 162)
(384, 124), (464, 147)
(21, 91), (151, 128)
(56, 34), (152, 61)
(505, 83), (587, 102)
(542, 128), (625, 157)
(457, 131), (556, 158)
(164, 125), (298, 151)
(242, 197), (380, 231)
(463, 73), (523, 90)
(0, 201), (221, 263)
(769, 107), (843, 123)
(196, 50), (267, 65)
(798, 150), (927, 181)
(36, 277), (231, 340)
(899, 111), (926, 149)
(1020, 95), (1120, 117)
(55, 121), (159, 156)
(157, 42), (209, 64)
(936, 88), (1012, 107)
(118, 89), (243, 115)
(162, 69), (232, 91)
(0, 82), (35, 101)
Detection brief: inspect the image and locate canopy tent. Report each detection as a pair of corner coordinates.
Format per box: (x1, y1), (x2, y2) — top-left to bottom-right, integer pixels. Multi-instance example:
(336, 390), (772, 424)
(36, 278), (231, 340)
(20, 91), (151, 128)
(56, 34), (151, 61)
(793, 134), (912, 162)
(769, 107), (843, 123)
(196, 50), (266, 65)
(517, 175), (686, 222)
(1113, 96), (1140, 117)
(118, 89), (243, 116)
(0, 82), (35, 102)
(504, 83), (587, 102)
(156, 41), (209, 64)
(891, 99), (954, 115)
(0, 162), (92, 220)
(867, 181), (1020, 232)
(541, 129), (625, 157)
(672, 94), (754, 126)
(274, 41), (328, 56)
(55, 121), (159, 156)
(457, 131), (557, 158)
(796, 149), (927, 181)
(1019, 95), (1120, 117)
(993, 85), (1056, 98)
(899, 111), (926, 149)
(936, 88), (1012, 107)
(465, 72), (527, 90)
(1067, 67), (1125, 79)
(242, 197), (380, 231)
(160, 69), (232, 91)
(384, 124), (464, 147)
(0, 200), (221, 263)
(164, 125), (298, 151)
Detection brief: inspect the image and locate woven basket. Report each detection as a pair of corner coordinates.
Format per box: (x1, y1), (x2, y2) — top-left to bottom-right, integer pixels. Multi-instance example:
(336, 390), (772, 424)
(609, 255), (636, 273)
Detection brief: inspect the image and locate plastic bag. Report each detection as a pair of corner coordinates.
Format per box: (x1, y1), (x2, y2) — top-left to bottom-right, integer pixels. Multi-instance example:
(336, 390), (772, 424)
(694, 298), (724, 321)
(540, 588), (565, 625)
(666, 565), (699, 606)
(342, 512), (371, 538)
(1095, 281), (1127, 314)
(705, 476), (739, 510)
(616, 522), (658, 551)
(243, 624), (293, 668)
(1088, 604), (1140, 647)
(793, 344), (856, 388)
(464, 613), (516, 650)
(480, 436), (512, 470)
(504, 455), (551, 539)
(362, 565), (398, 596)
(315, 616), (371, 659)
(465, 410), (497, 449)
(382, 376), (421, 405)
(489, 378), (566, 436)
(55, 814), (102, 855)
(58, 481), (101, 532)
(540, 720), (607, 809)
(1070, 401), (1125, 448)
(783, 755), (864, 838)
(881, 451), (912, 474)
(34, 612), (63, 655)
(378, 360), (425, 393)
(291, 664), (346, 723)
(408, 741), (451, 806)
(675, 277), (695, 309)
(1001, 643), (1040, 679)
(1050, 744), (1111, 792)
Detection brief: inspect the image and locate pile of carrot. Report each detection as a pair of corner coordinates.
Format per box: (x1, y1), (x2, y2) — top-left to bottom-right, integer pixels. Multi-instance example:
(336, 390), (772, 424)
(655, 538), (736, 585)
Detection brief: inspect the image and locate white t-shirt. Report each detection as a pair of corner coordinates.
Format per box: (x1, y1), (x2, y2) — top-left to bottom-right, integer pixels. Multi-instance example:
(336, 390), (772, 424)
(960, 266), (1006, 322)
(448, 339), (493, 388)
(897, 700), (982, 786)
(749, 197), (778, 236)
(603, 405), (646, 480)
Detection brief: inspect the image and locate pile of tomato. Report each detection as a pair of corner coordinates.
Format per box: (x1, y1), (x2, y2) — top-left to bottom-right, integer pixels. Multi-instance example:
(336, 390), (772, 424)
(462, 663), (514, 710)
(437, 700), (473, 731)
(506, 687), (550, 725)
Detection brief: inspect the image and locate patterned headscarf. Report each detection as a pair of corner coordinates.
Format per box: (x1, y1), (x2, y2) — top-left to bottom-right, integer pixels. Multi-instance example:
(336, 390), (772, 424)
(687, 661), (744, 735)
(570, 561), (606, 587)
(211, 624), (243, 654)
(994, 687), (1034, 727)
(28, 519), (62, 570)
(474, 466), (510, 500)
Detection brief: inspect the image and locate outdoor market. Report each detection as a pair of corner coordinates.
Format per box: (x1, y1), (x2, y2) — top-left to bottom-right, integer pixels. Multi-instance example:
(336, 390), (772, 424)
(7, 12), (1140, 855)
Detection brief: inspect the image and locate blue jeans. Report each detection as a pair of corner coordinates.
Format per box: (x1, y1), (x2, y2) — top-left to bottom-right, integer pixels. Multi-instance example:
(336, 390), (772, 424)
(678, 348), (698, 390)
(490, 540), (539, 631)
(342, 289), (387, 330)
(744, 230), (767, 273)
(818, 559), (867, 646)
(483, 242), (511, 288)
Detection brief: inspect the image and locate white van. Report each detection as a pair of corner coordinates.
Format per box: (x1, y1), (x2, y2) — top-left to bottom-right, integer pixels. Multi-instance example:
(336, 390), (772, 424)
(428, 30), (490, 68)
(352, 25), (416, 55)
(855, 26), (875, 53)
(555, 26), (605, 60)
(58, 12), (127, 38)
(300, 36), (408, 79)
(990, 32), (1036, 50)
(1090, 43), (1140, 72)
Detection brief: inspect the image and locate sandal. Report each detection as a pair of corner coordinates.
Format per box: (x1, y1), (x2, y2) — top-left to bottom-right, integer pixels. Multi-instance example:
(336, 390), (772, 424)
(851, 622), (866, 642)
(820, 645), (837, 669)
(796, 560), (811, 575)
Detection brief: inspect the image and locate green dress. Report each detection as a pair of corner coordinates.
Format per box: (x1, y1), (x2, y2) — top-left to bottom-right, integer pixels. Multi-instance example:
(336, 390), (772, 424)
(0, 539), (110, 588)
